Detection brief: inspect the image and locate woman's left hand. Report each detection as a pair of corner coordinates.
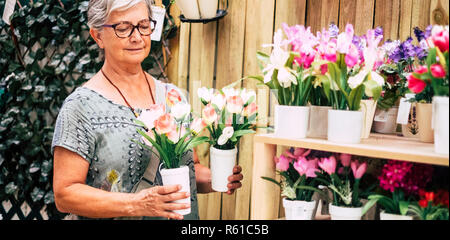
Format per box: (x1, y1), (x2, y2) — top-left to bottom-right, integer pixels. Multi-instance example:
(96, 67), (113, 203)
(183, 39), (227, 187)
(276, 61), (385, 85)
(226, 165), (243, 195)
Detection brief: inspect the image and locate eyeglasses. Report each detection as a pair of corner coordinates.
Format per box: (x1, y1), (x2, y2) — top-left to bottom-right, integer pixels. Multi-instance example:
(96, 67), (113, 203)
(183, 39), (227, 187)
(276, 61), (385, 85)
(103, 18), (157, 38)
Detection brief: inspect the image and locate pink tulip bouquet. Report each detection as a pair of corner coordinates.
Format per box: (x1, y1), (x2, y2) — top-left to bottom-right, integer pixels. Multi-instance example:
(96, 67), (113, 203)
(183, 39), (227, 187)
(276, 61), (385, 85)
(315, 24), (384, 111)
(135, 89), (210, 169)
(250, 23), (316, 106)
(315, 153), (368, 207)
(261, 148), (327, 201)
(197, 87), (258, 150)
(408, 25), (449, 102)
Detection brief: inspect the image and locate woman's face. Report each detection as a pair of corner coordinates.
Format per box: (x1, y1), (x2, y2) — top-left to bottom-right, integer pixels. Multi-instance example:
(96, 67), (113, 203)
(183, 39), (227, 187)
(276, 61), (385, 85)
(92, 2), (151, 66)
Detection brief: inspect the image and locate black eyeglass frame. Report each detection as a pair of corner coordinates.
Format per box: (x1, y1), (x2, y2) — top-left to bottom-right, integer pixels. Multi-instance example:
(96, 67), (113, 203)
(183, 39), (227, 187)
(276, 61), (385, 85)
(102, 18), (157, 38)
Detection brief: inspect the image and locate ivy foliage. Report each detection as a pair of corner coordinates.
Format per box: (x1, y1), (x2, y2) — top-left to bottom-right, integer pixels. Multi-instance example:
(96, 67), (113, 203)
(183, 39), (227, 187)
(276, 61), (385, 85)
(0, 0), (177, 219)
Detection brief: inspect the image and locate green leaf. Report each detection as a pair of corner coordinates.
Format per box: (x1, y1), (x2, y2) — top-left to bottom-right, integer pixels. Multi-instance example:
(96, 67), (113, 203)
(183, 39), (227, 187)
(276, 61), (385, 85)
(232, 129), (255, 139)
(261, 176), (281, 187)
(348, 84), (365, 111)
(399, 200), (410, 216)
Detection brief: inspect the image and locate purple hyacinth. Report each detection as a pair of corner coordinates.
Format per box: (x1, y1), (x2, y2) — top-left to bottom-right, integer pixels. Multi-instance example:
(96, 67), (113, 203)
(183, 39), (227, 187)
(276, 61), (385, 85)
(374, 26), (384, 41)
(389, 37), (418, 63)
(414, 27), (426, 42)
(329, 23), (339, 38)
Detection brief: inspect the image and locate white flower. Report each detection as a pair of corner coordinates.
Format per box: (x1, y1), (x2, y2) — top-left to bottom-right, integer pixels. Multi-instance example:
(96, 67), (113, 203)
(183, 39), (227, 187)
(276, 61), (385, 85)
(171, 103), (191, 121)
(197, 87), (214, 103)
(222, 87), (238, 99)
(211, 93), (226, 110)
(277, 67), (297, 88)
(217, 127), (234, 146)
(240, 89), (256, 104)
(348, 70), (368, 89)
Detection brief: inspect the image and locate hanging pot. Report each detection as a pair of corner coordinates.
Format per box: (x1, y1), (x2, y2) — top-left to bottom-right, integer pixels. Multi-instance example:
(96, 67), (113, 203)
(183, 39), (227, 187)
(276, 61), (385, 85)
(328, 109), (363, 144)
(329, 204), (362, 220)
(160, 165), (191, 215)
(282, 198), (317, 220)
(416, 103), (434, 143)
(432, 96), (449, 154)
(307, 105), (331, 139)
(210, 146), (237, 192)
(274, 105), (310, 139)
(176, 0), (201, 19)
(359, 100), (378, 138)
(198, 0), (219, 19)
(379, 211), (413, 220)
(372, 107), (399, 134)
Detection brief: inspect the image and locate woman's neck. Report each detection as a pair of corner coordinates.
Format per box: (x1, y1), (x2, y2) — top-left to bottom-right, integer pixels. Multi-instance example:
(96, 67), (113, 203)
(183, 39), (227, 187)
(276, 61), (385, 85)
(102, 59), (144, 86)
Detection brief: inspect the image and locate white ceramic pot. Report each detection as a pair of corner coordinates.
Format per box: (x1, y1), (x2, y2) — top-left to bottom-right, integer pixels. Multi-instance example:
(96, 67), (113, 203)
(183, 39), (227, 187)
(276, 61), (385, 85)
(433, 96), (449, 154)
(282, 199), (317, 220)
(328, 109), (363, 144)
(379, 211), (413, 220)
(210, 146), (237, 192)
(307, 105), (331, 139)
(372, 107), (399, 134)
(176, 0), (201, 19)
(329, 204), (362, 220)
(274, 105), (310, 139)
(359, 100), (377, 138)
(160, 165), (191, 215)
(198, 0), (218, 19)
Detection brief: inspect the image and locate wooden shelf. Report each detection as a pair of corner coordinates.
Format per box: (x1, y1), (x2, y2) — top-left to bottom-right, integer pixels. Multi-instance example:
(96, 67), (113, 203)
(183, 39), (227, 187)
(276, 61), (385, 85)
(254, 133), (449, 167)
(250, 132), (449, 220)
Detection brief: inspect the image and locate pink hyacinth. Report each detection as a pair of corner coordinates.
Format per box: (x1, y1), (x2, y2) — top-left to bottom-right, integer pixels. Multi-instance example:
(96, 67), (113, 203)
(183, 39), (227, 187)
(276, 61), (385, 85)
(318, 156), (337, 175)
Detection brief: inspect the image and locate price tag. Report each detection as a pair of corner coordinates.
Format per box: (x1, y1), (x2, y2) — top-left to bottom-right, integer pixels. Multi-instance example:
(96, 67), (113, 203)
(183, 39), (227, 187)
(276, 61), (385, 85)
(374, 110), (388, 122)
(151, 5), (166, 41)
(2, 0), (16, 25)
(396, 97), (412, 125)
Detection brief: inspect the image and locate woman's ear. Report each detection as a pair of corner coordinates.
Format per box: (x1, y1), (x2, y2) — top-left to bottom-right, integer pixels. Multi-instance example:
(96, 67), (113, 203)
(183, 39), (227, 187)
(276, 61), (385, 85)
(89, 28), (104, 49)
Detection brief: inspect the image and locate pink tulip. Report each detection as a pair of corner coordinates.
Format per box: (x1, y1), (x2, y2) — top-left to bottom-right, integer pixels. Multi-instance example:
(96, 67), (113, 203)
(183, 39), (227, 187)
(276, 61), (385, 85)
(243, 102), (258, 117)
(351, 161), (367, 179)
(275, 155), (291, 171)
(190, 118), (207, 135)
(340, 153), (352, 167)
(430, 64), (446, 78)
(226, 95), (244, 114)
(408, 66), (428, 94)
(318, 156), (337, 175)
(155, 114), (176, 135)
(202, 104), (218, 125)
(293, 148), (311, 158)
(294, 157), (319, 178)
(167, 89), (182, 107)
(167, 126), (186, 143)
(138, 104), (165, 130)
(431, 27), (449, 53)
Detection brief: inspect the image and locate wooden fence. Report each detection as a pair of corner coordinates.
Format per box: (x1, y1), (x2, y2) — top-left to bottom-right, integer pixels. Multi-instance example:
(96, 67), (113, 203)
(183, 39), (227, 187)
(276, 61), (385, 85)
(165, 0), (449, 220)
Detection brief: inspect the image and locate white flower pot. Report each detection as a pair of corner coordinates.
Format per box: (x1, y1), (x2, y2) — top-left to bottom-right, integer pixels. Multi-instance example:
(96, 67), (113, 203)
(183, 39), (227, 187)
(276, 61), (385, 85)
(433, 96), (449, 154)
(198, 0), (218, 19)
(160, 165), (191, 215)
(329, 204), (362, 220)
(282, 199), (317, 220)
(307, 105), (331, 139)
(210, 146), (237, 192)
(379, 211), (413, 220)
(275, 105), (310, 139)
(328, 109), (363, 144)
(372, 107), (399, 134)
(176, 0), (201, 19)
(359, 100), (377, 138)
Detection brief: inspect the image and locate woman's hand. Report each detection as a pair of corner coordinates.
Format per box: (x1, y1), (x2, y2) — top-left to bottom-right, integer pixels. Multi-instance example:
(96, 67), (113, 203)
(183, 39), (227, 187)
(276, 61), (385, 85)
(131, 184), (190, 220)
(226, 165), (243, 195)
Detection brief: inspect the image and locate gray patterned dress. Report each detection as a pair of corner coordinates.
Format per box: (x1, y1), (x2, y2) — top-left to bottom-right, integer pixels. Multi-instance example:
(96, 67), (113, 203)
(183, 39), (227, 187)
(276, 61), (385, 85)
(51, 79), (199, 220)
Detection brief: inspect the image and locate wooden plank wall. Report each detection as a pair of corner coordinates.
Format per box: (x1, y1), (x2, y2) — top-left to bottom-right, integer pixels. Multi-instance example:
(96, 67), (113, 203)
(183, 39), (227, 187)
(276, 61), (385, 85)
(166, 0), (449, 220)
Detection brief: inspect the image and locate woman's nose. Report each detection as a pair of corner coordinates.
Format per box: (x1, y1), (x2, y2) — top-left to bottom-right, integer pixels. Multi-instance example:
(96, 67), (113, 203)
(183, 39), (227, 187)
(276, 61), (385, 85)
(129, 28), (144, 43)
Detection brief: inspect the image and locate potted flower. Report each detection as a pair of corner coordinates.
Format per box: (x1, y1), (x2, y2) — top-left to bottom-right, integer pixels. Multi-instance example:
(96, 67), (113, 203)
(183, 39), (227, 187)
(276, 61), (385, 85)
(135, 89), (210, 215)
(262, 148), (328, 220)
(251, 24), (315, 139)
(318, 25), (384, 144)
(197, 86), (258, 192)
(408, 190), (449, 220)
(315, 153), (369, 220)
(409, 25), (449, 152)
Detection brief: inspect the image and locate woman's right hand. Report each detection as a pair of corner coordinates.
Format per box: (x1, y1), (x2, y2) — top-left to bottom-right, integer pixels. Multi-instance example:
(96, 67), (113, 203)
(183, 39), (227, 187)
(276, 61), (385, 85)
(131, 184), (190, 220)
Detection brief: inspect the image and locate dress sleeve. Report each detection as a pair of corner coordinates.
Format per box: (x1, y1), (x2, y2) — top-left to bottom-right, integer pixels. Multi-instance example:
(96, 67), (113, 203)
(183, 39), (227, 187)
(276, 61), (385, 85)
(51, 99), (96, 164)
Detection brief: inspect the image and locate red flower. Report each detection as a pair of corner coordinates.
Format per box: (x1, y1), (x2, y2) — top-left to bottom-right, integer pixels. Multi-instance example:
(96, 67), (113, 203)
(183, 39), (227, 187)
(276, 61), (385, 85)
(425, 192), (435, 202)
(407, 66), (428, 94)
(430, 64), (446, 78)
(419, 199), (429, 208)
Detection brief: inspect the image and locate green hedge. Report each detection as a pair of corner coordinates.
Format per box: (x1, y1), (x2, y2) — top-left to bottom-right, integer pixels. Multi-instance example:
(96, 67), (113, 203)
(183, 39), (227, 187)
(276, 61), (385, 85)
(0, 0), (176, 219)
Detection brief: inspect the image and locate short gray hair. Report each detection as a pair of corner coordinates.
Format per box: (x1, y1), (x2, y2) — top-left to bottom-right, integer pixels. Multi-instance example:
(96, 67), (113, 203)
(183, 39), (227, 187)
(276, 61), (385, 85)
(87, 0), (153, 30)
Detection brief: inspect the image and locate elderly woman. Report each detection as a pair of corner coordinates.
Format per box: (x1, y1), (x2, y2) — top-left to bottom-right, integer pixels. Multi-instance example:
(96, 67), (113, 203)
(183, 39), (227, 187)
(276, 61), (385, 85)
(52, 0), (243, 220)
